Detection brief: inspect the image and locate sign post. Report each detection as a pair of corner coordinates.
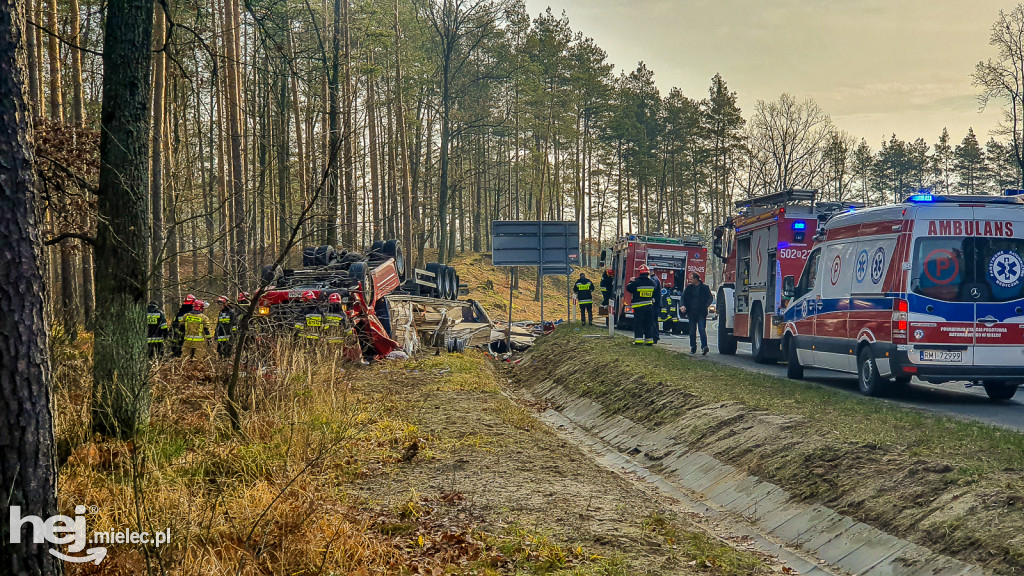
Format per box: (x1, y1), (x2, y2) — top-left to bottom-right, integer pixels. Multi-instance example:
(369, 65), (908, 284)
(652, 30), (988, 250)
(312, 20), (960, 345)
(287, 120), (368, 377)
(492, 221), (580, 336)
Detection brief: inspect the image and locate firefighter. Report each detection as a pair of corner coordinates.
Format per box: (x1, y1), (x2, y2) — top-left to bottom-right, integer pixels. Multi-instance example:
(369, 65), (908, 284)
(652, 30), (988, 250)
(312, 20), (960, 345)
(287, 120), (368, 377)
(573, 273), (596, 325)
(237, 291), (252, 314)
(295, 290), (323, 344)
(170, 294), (196, 357)
(600, 269), (614, 307)
(147, 301), (168, 358)
(659, 288), (673, 334)
(215, 296), (237, 359)
(181, 300), (213, 360)
(650, 273), (662, 344)
(626, 265), (658, 345)
(323, 292), (351, 346)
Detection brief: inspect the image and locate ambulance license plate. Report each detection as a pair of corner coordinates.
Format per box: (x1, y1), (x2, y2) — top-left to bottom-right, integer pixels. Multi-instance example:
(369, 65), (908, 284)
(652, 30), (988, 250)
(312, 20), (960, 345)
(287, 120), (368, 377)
(920, 350), (962, 362)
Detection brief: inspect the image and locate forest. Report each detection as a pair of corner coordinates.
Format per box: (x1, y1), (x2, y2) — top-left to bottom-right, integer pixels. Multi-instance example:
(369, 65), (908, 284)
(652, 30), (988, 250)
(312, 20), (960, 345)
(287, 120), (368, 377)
(19, 0), (1024, 339)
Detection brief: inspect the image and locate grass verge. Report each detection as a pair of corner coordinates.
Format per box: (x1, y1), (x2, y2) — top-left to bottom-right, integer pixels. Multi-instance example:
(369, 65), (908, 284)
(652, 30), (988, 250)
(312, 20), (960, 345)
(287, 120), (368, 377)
(513, 327), (1024, 574)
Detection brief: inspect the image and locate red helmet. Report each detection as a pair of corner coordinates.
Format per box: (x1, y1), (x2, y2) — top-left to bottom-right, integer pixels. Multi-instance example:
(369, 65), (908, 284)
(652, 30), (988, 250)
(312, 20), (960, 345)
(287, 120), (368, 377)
(328, 292), (342, 303)
(183, 294), (196, 304)
(217, 296), (228, 305)
(301, 290), (316, 302)
(192, 300), (206, 312)
(605, 269), (614, 276)
(238, 291), (251, 302)
(638, 264), (651, 275)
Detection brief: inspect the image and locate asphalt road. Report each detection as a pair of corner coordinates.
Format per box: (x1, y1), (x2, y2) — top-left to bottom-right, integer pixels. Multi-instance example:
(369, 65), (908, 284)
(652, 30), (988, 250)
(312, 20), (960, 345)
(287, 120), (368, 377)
(613, 319), (1024, 432)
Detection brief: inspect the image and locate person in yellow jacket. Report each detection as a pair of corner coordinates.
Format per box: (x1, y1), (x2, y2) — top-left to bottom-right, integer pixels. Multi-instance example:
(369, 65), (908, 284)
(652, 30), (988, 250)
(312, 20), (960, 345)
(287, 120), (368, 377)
(181, 300), (213, 359)
(294, 290), (324, 345)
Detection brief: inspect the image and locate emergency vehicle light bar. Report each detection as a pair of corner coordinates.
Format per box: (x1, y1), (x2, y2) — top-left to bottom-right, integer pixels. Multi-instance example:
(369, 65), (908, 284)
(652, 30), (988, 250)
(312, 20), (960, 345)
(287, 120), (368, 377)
(903, 194), (1024, 205)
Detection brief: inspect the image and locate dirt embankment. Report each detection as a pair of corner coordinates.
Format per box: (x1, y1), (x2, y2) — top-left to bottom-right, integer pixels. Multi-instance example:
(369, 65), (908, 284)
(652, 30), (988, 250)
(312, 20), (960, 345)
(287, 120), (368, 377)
(512, 329), (1024, 575)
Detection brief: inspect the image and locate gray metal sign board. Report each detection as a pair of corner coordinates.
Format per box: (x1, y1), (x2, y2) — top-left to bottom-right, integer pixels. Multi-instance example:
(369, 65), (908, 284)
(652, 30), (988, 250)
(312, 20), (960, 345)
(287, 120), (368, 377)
(491, 220), (580, 267)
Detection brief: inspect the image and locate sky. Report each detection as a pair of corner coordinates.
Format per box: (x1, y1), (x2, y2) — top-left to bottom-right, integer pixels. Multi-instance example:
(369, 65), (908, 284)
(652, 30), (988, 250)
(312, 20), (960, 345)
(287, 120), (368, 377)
(521, 0), (1017, 149)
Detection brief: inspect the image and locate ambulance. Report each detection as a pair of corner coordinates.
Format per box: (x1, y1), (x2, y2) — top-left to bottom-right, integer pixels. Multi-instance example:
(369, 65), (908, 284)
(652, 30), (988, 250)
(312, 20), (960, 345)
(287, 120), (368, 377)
(781, 193), (1024, 401)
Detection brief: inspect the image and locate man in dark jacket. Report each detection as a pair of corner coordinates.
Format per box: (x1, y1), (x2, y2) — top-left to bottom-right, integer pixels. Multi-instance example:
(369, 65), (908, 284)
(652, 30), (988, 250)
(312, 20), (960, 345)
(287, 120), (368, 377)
(681, 272), (713, 354)
(573, 273), (596, 325)
(626, 265), (658, 345)
(215, 296), (238, 359)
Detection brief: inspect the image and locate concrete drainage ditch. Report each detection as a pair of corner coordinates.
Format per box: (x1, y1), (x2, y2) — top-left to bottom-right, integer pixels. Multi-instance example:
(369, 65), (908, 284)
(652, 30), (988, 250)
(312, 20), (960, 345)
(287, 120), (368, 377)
(517, 387), (987, 576)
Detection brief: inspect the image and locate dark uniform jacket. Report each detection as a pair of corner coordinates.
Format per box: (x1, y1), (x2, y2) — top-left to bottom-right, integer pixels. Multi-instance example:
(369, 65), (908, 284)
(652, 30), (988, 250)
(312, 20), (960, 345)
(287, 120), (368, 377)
(147, 305), (168, 344)
(216, 305), (237, 342)
(682, 283), (713, 317)
(573, 277), (596, 304)
(626, 275), (658, 308)
(600, 273), (614, 295)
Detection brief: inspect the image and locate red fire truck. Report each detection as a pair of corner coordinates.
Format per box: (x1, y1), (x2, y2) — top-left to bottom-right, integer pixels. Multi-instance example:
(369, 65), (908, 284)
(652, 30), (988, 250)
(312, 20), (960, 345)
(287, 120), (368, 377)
(601, 234), (708, 332)
(713, 189), (860, 363)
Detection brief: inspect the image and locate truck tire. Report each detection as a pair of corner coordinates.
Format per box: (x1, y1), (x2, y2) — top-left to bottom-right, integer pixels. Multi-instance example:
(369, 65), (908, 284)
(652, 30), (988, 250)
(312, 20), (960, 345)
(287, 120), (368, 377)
(857, 347), (885, 397)
(382, 239), (406, 281)
(260, 264), (283, 286)
(445, 267), (458, 300)
(349, 262), (374, 305)
(717, 290), (737, 355)
(303, 245), (337, 267)
(750, 306), (779, 364)
(370, 240), (385, 254)
(426, 263), (445, 298)
(374, 297), (393, 337)
(984, 381), (1018, 401)
(786, 337), (804, 380)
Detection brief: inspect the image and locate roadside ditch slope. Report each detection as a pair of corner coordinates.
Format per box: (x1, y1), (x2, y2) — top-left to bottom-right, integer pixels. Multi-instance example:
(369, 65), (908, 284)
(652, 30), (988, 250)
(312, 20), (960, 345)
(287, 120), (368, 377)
(512, 328), (1024, 575)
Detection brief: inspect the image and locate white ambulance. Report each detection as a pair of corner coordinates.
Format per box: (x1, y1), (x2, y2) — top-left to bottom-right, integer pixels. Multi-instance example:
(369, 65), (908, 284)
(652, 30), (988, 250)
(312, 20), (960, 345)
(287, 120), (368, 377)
(780, 193), (1024, 401)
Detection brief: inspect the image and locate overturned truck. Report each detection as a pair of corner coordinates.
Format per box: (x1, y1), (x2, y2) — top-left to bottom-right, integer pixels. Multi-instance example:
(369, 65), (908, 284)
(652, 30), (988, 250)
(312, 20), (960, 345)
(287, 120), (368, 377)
(253, 239), (482, 357)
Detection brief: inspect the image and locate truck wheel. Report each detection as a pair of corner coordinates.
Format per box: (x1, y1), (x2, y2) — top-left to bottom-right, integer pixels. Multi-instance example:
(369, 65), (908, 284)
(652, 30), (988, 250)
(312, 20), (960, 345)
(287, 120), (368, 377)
(382, 239), (406, 281)
(425, 262), (445, 298)
(303, 245), (337, 267)
(370, 240), (385, 254)
(857, 347), (885, 397)
(717, 291), (737, 355)
(786, 337), (804, 380)
(750, 314), (770, 364)
(349, 262), (374, 305)
(445, 267), (458, 300)
(984, 381), (1018, 401)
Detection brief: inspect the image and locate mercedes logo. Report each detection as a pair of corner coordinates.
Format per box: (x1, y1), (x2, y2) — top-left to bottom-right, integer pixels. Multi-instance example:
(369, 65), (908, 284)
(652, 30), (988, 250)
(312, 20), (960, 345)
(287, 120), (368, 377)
(971, 287), (981, 299)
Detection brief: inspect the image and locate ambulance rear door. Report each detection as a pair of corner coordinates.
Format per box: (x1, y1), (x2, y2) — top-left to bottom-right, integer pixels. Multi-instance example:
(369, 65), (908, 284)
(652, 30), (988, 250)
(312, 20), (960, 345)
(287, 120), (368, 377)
(970, 208), (1024, 368)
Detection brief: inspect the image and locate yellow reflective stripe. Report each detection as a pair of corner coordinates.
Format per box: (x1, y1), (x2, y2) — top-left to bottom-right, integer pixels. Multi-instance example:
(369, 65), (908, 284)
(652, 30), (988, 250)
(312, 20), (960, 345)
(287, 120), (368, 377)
(632, 301), (653, 307)
(578, 300), (592, 304)
(637, 288), (654, 298)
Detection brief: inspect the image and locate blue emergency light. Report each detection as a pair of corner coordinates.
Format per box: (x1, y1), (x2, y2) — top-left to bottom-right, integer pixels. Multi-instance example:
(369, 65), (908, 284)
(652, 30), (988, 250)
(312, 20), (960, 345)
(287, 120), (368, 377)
(792, 221), (806, 231)
(1004, 189), (1024, 197)
(907, 194), (935, 202)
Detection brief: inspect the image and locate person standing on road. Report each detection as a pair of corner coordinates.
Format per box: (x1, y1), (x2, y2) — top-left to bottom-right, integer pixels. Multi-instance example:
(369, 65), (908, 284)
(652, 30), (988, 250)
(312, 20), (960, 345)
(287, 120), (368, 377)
(650, 273), (662, 344)
(573, 273), (596, 325)
(626, 265), (657, 345)
(681, 272), (713, 355)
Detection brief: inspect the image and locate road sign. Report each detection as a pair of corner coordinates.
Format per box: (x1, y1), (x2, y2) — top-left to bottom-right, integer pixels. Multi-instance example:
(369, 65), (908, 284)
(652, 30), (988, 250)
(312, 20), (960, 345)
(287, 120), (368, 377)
(491, 221), (580, 267)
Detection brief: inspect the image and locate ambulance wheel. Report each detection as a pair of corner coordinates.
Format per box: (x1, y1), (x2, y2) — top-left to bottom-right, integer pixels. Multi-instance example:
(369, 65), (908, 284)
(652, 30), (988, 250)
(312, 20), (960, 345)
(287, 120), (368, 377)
(857, 347), (885, 397)
(786, 337), (804, 380)
(983, 381), (1018, 401)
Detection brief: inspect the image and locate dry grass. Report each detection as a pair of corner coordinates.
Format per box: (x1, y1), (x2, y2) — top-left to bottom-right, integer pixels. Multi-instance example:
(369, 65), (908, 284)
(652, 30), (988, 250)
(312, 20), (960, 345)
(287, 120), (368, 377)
(51, 337), (638, 576)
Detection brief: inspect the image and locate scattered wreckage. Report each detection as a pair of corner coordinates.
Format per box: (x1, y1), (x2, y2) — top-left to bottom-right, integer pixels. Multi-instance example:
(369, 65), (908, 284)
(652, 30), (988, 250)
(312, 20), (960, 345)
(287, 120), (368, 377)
(254, 240), (535, 359)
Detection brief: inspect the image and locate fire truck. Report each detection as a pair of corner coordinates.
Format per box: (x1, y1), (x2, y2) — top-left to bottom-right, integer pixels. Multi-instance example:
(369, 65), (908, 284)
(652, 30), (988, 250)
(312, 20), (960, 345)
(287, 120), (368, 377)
(713, 189), (860, 363)
(600, 234), (708, 332)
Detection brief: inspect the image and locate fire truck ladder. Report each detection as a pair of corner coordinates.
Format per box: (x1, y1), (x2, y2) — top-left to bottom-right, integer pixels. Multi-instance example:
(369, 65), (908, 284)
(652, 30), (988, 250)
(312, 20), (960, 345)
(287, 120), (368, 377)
(734, 188), (816, 210)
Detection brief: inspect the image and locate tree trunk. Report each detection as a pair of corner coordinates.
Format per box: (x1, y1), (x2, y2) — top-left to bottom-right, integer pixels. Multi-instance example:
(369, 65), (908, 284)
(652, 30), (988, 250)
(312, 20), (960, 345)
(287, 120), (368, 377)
(150, 1), (165, 305)
(367, 70), (381, 241)
(24, 0), (42, 117)
(0, 3), (61, 572)
(44, 0), (62, 121)
(224, 0), (246, 285)
(92, 0), (154, 439)
(395, 0), (414, 264)
(327, 0), (341, 246)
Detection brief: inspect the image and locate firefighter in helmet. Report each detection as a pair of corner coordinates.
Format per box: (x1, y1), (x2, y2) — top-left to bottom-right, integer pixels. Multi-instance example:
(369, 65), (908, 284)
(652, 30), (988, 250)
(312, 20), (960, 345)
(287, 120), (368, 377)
(181, 300), (213, 360)
(215, 295), (238, 359)
(147, 301), (169, 358)
(573, 273), (596, 325)
(323, 291), (351, 346)
(294, 290), (323, 343)
(626, 264), (658, 345)
(170, 294), (196, 357)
